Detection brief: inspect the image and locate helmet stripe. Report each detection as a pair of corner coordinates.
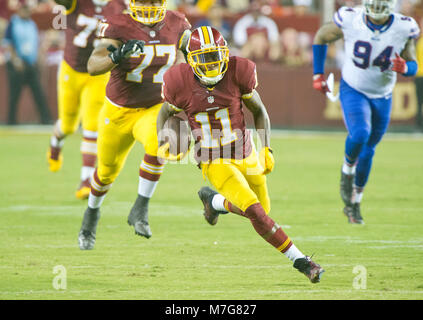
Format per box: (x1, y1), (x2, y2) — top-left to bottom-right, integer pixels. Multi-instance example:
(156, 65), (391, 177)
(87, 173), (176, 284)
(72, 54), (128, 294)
(206, 26), (215, 44)
(198, 27), (205, 46)
(201, 26), (211, 45)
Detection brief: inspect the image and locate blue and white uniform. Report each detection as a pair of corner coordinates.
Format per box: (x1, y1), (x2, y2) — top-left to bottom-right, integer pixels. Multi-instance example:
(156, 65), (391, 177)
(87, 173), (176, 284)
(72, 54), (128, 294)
(333, 6), (419, 187)
(334, 6), (419, 98)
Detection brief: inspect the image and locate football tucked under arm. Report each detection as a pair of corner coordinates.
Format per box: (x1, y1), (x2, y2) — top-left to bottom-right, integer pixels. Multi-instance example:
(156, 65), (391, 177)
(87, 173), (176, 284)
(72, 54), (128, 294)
(156, 102), (190, 161)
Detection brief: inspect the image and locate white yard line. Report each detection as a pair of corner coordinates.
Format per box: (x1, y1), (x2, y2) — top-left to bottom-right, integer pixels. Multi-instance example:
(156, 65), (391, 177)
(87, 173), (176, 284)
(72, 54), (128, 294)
(1, 126), (422, 140)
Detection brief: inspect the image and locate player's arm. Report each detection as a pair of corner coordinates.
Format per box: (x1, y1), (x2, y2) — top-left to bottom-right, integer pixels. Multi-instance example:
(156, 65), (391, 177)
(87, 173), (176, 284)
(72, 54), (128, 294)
(156, 102), (184, 161)
(87, 38), (122, 75)
(243, 90), (271, 148)
(176, 29), (191, 64)
(53, 0), (74, 10)
(87, 38), (145, 76)
(157, 102), (180, 144)
(392, 38), (419, 76)
(312, 22), (344, 93)
(243, 90), (274, 175)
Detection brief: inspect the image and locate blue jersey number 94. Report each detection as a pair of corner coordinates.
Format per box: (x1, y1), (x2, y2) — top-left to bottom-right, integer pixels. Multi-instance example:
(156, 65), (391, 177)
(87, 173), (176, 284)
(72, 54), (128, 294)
(353, 41), (393, 72)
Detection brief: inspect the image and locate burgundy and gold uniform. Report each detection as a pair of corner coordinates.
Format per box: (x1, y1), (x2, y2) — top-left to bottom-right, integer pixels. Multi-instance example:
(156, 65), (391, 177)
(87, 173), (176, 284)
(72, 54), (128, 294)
(48, 0), (128, 200)
(163, 56), (256, 163)
(162, 55), (271, 214)
(157, 28), (325, 283)
(64, 0), (127, 72)
(93, 10), (191, 187)
(99, 11), (191, 108)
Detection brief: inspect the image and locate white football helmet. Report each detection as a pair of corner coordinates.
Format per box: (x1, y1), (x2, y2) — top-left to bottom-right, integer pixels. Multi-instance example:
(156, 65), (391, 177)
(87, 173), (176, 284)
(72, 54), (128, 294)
(363, 0), (396, 20)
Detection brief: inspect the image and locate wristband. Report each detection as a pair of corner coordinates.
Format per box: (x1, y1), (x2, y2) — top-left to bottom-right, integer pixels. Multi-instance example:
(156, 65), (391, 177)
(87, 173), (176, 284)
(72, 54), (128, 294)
(404, 60), (418, 77)
(312, 44), (328, 75)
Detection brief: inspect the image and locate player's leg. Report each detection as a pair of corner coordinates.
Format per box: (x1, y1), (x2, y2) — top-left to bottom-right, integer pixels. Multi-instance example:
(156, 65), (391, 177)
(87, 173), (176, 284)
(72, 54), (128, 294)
(205, 162), (324, 283)
(6, 61), (24, 125)
(78, 101), (136, 250)
(200, 151), (271, 223)
(129, 103), (165, 238)
(48, 60), (84, 172)
(339, 79), (372, 220)
(26, 64), (52, 124)
(76, 73), (108, 200)
(350, 96), (392, 224)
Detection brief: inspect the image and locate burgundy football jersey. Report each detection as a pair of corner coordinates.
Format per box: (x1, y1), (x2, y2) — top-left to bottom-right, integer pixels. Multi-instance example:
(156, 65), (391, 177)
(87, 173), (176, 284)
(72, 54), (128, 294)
(63, 0), (127, 73)
(162, 56), (257, 162)
(99, 11), (191, 108)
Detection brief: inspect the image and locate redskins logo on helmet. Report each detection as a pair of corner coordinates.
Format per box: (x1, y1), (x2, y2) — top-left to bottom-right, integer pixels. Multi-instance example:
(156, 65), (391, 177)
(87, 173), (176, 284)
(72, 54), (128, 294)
(363, 0), (396, 20)
(186, 26), (230, 86)
(129, 0), (167, 25)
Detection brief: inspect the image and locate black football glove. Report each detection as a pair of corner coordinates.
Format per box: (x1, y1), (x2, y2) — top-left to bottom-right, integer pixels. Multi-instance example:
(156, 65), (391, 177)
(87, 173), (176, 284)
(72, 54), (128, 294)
(108, 39), (145, 64)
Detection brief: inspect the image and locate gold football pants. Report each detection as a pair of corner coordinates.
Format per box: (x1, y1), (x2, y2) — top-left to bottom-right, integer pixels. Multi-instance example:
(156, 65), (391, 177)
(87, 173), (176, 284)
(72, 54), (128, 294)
(202, 151), (271, 214)
(96, 99), (162, 185)
(57, 60), (109, 134)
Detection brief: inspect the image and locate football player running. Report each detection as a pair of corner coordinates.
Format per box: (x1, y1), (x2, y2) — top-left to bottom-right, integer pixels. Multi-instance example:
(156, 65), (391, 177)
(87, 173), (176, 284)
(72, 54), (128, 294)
(312, 0), (419, 224)
(77, 0), (191, 250)
(47, 0), (128, 200)
(157, 27), (325, 283)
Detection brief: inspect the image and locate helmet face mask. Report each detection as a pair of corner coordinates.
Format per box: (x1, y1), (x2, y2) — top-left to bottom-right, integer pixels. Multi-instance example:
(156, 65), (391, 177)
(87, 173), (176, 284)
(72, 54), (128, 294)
(363, 0), (396, 20)
(187, 27), (230, 86)
(129, 0), (167, 25)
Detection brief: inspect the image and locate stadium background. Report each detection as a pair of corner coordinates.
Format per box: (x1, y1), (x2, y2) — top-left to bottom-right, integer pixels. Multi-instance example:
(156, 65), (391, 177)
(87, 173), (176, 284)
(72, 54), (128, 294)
(1, 0), (423, 301)
(0, 0), (422, 130)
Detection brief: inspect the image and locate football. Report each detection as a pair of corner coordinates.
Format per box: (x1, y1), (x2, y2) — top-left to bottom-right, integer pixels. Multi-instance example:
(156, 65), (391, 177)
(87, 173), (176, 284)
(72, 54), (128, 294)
(160, 116), (191, 156)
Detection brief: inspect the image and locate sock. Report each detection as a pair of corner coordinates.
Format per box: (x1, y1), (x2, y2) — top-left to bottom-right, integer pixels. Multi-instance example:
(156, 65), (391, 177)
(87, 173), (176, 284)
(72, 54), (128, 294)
(88, 169), (112, 209)
(211, 194), (227, 212)
(138, 154), (164, 198)
(49, 136), (64, 160)
(53, 120), (66, 140)
(50, 121), (65, 160)
(352, 185), (364, 203)
(244, 203), (297, 257)
(80, 130), (97, 182)
(342, 159), (356, 175)
(284, 244), (306, 263)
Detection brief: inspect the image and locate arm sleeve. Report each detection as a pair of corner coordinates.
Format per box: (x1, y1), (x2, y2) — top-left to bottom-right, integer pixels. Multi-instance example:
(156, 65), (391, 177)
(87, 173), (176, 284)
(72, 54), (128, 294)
(236, 58), (258, 97)
(333, 6), (354, 29)
(100, 16), (125, 42)
(162, 68), (185, 112)
(408, 17), (420, 39)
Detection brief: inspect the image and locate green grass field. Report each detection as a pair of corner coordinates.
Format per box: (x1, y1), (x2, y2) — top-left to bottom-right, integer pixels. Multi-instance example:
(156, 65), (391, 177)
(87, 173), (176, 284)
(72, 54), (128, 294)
(0, 127), (422, 300)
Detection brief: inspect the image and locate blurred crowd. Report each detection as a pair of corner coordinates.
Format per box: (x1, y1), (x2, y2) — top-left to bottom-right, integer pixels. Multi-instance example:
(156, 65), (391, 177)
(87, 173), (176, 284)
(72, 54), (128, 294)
(0, 0), (323, 69)
(1, 0), (422, 69)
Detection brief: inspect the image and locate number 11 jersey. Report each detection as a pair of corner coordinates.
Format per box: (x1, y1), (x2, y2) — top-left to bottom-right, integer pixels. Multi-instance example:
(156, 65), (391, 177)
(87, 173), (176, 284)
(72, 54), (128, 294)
(334, 6), (420, 98)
